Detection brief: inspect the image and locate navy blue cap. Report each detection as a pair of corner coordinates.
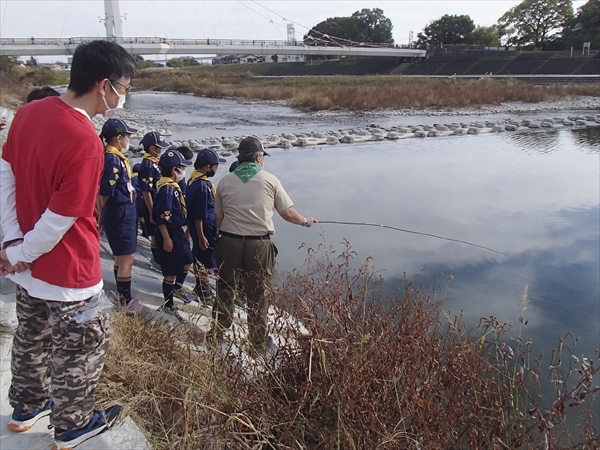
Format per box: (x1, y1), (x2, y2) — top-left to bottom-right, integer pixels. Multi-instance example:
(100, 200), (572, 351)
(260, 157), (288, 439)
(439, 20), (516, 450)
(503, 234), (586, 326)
(195, 148), (226, 168)
(141, 131), (170, 150)
(101, 118), (138, 140)
(229, 160), (240, 172)
(159, 149), (193, 170)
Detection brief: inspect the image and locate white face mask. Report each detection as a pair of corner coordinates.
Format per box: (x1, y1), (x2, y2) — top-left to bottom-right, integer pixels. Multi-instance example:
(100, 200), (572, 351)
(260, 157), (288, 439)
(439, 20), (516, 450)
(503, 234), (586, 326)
(174, 168), (185, 183)
(102, 82), (127, 118)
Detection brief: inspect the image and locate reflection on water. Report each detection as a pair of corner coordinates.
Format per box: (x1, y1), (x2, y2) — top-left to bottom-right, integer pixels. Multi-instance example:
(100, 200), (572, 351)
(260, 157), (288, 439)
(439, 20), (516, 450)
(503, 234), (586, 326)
(268, 129), (599, 366)
(127, 95), (599, 405)
(507, 129), (561, 154)
(572, 126), (600, 153)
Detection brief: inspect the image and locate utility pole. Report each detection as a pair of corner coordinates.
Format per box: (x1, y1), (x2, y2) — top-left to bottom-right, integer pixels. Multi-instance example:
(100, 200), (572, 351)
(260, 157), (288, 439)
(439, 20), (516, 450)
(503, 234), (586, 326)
(102, 0), (124, 39)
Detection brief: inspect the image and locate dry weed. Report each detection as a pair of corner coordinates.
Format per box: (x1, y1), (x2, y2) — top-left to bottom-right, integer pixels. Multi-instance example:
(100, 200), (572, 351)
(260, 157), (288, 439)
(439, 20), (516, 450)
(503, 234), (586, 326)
(98, 243), (599, 449)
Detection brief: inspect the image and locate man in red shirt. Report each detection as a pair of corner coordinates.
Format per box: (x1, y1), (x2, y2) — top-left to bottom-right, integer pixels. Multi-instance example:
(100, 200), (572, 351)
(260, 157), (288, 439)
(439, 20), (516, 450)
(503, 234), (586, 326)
(0, 40), (136, 450)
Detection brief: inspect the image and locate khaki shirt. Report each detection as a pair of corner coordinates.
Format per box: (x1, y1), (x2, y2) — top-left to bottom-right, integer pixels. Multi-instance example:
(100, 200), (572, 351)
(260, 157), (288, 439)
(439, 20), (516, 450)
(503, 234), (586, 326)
(215, 169), (294, 236)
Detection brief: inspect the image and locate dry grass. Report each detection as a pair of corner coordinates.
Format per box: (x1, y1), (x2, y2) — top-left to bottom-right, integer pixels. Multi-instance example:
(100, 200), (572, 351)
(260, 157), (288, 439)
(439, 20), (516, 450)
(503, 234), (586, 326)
(132, 69), (600, 111)
(98, 243), (599, 449)
(0, 66), (68, 109)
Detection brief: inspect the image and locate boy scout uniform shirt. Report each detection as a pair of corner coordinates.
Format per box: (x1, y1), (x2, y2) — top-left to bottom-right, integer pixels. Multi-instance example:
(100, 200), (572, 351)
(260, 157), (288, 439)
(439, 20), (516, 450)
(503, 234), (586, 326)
(187, 174), (216, 227)
(138, 154), (161, 200)
(215, 169), (294, 236)
(99, 144), (134, 204)
(153, 181), (187, 228)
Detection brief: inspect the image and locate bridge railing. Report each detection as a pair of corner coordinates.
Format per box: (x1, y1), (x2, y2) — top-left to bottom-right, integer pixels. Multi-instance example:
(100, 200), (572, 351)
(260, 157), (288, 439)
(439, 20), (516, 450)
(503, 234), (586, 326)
(0, 36), (414, 50)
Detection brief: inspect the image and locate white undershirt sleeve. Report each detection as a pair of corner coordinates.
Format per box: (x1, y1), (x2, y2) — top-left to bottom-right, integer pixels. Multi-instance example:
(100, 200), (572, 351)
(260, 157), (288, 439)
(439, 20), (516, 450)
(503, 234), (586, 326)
(5, 209), (76, 265)
(0, 157), (22, 241)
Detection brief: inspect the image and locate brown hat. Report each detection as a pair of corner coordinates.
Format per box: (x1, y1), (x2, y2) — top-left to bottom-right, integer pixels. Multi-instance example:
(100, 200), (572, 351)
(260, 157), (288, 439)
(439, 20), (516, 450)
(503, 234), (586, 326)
(238, 136), (270, 158)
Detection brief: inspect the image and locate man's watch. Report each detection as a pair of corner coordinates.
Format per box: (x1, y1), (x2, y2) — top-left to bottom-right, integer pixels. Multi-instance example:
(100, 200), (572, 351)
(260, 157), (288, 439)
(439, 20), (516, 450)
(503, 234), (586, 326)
(301, 218), (307, 227)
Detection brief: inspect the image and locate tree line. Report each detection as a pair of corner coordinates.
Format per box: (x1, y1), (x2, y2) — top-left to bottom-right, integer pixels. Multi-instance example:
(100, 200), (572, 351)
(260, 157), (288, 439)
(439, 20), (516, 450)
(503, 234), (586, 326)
(303, 0), (599, 51)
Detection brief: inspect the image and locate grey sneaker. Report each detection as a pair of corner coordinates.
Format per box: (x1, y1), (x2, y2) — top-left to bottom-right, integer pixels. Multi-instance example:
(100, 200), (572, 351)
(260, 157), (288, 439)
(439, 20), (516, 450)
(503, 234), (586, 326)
(173, 288), (194, 304)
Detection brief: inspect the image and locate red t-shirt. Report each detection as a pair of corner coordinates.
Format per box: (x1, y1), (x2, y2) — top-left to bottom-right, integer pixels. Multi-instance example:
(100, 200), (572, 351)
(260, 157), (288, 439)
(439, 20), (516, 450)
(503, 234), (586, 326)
(2, 97), (103, 288)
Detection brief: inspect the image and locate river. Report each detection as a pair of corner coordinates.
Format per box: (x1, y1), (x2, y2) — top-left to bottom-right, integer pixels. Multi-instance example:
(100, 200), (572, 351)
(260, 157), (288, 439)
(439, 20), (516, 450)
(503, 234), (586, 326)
(124, 92), (599, 369)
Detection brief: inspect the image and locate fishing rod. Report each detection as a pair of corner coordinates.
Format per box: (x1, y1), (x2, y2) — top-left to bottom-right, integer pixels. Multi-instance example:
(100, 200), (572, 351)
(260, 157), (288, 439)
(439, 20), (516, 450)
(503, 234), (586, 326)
(318, 220), (514, 259)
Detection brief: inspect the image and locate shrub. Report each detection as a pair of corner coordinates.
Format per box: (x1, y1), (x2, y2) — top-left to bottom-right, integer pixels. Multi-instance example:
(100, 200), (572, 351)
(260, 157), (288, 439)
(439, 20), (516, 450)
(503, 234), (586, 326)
(99, 244), (599, 449)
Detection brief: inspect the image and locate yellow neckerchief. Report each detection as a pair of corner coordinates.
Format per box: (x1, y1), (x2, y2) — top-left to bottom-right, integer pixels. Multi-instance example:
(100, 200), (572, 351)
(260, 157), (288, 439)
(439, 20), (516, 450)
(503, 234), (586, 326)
(188, 170), (216, 198)
(105, 144), (132, 178)
(143, 152), (159, 164)
(156, 176), (187, 218)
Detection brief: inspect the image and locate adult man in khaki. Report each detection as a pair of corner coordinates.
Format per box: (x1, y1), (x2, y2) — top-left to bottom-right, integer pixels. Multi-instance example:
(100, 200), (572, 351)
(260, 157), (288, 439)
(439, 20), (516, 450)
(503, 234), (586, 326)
(211, 137), (317, 354)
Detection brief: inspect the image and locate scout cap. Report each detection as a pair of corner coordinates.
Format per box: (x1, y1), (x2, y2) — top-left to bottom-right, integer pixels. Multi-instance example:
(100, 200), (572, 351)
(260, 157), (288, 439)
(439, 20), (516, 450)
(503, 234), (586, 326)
(159, 149), (193, 170)
(141, 131), (170, 150)
(101, 118), (138, 140)
(237, 136), (270, 159)
(195, 148), (226, 168)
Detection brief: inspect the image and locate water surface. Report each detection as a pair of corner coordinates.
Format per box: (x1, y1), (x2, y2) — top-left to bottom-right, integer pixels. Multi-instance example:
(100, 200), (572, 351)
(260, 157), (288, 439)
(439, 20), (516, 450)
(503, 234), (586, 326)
(126, 93), (600, 366)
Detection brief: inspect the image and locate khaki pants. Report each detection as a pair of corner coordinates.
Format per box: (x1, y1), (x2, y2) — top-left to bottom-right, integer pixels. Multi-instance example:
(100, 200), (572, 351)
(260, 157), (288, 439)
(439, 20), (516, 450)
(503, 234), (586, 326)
(9, 286), (109, 430)
(213, 235), (275, 352)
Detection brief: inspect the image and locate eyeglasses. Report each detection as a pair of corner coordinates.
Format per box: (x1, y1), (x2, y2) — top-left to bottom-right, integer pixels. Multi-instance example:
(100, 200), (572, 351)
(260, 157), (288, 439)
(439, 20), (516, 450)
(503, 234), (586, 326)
(114, 81), (132, 94)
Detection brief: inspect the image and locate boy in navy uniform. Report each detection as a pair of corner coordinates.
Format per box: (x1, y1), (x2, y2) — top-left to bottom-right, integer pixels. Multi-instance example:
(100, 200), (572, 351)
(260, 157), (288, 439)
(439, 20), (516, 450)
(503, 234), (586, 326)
(138, 131), (170, 266)
(186, 149), (226, 303)
(153, 149), (194, 319)
(131, 163), (148, 238)
(98, 118), (138, 305)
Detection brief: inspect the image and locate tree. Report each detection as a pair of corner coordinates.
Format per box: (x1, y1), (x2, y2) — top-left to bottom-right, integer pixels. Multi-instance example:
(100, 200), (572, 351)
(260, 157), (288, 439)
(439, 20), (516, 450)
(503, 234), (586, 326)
(180, 56), (200, 66)
(563, 0), (600, 49)
(498, 0), (574, 49)
(351, 8), (394, 43)
(304, 8), (393, 45)
(134, 55), (153, 69)
(472, 25), (501, 46)
(166, 58), (183, 68)
(417, 14), (476, 47)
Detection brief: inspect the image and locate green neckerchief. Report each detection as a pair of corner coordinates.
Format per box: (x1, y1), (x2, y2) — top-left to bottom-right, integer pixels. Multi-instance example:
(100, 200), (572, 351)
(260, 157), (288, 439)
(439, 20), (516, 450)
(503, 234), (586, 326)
(156, 176), (187, 218)
(189, 170), (216, 198)
(105, 144), (132, 178)
(234, 162), (262, 183)
(143, 152), (159, 164)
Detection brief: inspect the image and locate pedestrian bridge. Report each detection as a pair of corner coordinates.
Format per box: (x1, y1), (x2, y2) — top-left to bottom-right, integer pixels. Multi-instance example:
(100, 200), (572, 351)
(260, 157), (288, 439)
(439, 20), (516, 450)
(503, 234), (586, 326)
(0, 36), (426, 59)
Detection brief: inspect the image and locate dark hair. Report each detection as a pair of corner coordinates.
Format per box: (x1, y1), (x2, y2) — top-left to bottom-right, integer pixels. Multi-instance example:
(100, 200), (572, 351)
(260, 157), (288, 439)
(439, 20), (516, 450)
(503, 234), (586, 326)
(26, 86), (60, 103)
(160, 165), (176, 177)
(177, 146), (193, 160)
(68, 40), (136, 97)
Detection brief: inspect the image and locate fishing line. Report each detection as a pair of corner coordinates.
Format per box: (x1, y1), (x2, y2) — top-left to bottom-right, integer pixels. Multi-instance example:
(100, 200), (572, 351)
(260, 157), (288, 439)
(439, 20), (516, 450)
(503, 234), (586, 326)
(318, 221), (514, 258)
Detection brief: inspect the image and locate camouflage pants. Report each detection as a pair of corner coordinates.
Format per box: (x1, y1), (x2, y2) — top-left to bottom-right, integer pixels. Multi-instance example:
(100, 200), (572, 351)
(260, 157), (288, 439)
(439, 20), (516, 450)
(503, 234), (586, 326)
(9, 285), (109, 430)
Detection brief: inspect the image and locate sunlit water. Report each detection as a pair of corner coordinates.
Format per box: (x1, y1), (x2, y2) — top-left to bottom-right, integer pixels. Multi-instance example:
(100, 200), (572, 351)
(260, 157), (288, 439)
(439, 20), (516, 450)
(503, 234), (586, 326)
(126, 93), (599, 371)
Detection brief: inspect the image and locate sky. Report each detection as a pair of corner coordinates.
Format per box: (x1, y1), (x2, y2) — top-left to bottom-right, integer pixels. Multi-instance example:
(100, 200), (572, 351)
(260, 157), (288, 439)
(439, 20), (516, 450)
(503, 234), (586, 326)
(0, 0), (587, 62)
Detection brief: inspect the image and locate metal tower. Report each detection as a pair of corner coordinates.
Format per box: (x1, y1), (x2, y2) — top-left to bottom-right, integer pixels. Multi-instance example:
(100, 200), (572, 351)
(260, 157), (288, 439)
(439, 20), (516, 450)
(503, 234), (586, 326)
(287, 23), (296, 44)
(103, 0), (124, 39)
